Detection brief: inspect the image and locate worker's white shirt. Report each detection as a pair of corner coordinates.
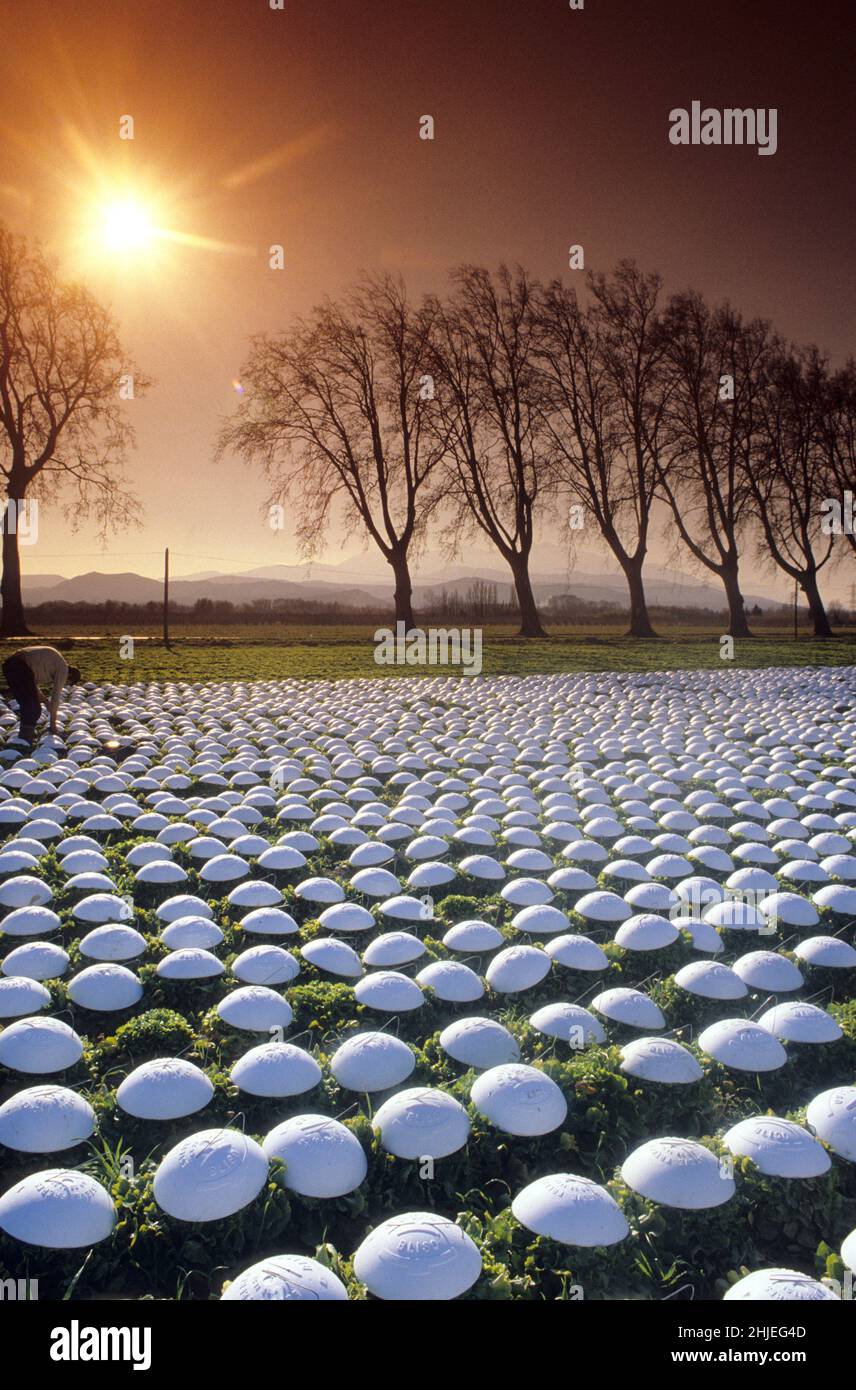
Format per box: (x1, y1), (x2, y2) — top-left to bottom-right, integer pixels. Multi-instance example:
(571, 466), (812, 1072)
(19, 646), (69, 725)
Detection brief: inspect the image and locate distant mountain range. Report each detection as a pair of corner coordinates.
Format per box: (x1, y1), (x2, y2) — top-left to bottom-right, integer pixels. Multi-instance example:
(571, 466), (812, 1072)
(21, 561), (788, 612)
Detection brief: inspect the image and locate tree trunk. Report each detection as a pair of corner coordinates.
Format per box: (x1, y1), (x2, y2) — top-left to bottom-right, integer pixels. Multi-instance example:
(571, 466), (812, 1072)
(622, 559), (657, 637)
(721, 561), (753, 637)
(509, 553), (547, 637)
(1, 504), (32, 638)
(389, 549), (415, 629)
(801, 570), (833, 638)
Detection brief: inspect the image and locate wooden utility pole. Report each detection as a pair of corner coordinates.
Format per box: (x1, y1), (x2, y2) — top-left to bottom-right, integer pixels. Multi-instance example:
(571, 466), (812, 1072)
(163, 547), (171, 649)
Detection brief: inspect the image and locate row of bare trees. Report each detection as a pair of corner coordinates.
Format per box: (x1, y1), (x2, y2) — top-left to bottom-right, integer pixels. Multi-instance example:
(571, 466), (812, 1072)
(220, 262), (855, 637)
(0, 219), (852, 639)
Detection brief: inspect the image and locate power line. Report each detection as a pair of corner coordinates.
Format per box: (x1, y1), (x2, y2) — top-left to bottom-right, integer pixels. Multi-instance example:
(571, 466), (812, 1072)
(24, 550), (167, 559)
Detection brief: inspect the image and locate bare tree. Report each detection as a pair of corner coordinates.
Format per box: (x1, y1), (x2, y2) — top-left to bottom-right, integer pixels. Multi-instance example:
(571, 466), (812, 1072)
(657, 292), (775, 636)
(750, 345), (836, 636)
(0, 224), (145, 635)
(538, 262), (666, 637)
(430, 264), (550, 637)
(219, 274), (444, 628)
(820, 360), (856, 559)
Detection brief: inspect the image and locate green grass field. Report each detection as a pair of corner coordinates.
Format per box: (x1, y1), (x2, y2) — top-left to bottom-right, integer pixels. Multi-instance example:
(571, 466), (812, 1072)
(3, 620), (854, 683)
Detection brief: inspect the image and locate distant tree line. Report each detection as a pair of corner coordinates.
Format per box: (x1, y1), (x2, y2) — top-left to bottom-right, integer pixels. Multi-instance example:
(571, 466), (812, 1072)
(29, 590), (850, 630)
(220, 263), (855, 638)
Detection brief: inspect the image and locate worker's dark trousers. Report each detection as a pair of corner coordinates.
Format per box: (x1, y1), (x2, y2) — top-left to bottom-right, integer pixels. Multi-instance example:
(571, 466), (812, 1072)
(2, 655), (42, 743)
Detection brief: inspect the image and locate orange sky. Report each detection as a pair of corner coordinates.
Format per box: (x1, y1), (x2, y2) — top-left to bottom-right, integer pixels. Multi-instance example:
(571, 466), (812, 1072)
(1, 0), (853, 600)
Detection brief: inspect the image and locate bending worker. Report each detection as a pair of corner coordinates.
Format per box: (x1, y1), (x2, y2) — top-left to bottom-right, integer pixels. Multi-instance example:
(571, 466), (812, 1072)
(2, 645), (81, 745)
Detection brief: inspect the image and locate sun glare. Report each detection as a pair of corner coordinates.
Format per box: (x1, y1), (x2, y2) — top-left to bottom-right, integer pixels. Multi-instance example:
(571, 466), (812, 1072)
(99, 198), (158, 251)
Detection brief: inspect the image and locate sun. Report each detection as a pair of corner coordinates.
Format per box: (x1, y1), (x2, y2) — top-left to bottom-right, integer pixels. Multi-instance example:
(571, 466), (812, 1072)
(99, 198), (158, 252)
(73, 174), (253, 282)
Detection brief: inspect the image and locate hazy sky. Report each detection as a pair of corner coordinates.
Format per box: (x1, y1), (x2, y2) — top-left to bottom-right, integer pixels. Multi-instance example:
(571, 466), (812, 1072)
(2, 0), (854, 599)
